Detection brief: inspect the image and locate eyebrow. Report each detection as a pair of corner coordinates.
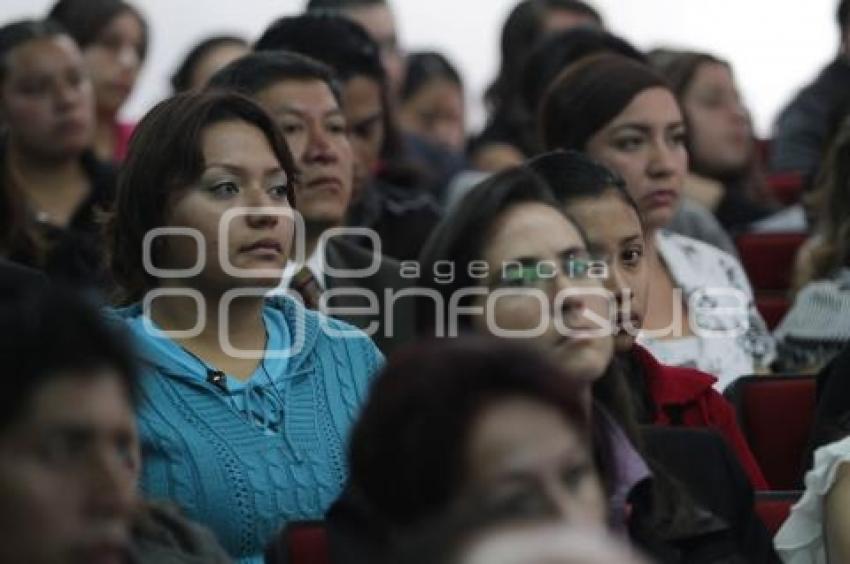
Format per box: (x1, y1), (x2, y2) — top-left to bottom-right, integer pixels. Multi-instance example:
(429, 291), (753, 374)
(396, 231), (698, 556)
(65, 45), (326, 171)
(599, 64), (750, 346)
(204, 163), (285, 177)
(620, 235), (643, 245)
(609, 121), (685, 134)
(274, 105), (344, 119)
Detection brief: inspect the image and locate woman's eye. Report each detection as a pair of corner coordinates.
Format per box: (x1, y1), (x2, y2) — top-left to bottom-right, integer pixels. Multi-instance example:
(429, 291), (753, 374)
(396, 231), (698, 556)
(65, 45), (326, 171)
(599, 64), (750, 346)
(18, 79), (49, 96)
(269, 184), (289, 199)
(622, 248), (643, 266)
(114, 435), (139, 470)
(669, 130), (687, 146)
(613, 136), (643, 151)
(38, 434), (82, 466)
(208, 181), (239, 197)
(328, 121), (348, 135)
(280, 122), (303, 136)
(499, 268), (541, 287)
(66, 71), (84, 87)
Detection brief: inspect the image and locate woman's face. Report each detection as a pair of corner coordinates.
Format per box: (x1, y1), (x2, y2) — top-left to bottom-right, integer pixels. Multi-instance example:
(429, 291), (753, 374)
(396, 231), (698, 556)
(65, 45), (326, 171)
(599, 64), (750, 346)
(472, 202), (614, 384)
(586, 87), (688, 231)
(463, 396), (606, 526)
(683, 62), (752, 175)
(160, 120), (294, 294)
(83, 10), (145, 116)
(399, 78), (465, 153)
(0, 35), (94, 159)
(565, 193), (648, 354)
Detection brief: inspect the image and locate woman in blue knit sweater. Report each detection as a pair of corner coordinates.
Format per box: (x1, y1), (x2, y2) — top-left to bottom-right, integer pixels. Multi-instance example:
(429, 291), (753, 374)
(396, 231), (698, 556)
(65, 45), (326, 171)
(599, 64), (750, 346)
(106, 90), (382, 563)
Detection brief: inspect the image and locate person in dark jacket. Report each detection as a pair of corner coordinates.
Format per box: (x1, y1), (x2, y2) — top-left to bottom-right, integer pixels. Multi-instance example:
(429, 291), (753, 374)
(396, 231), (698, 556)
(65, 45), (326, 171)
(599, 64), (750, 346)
(807, 343), (850, 468)
(770, 0), (850, 180)
(254, 14), (441, 262)
(526, 150), (768, 489)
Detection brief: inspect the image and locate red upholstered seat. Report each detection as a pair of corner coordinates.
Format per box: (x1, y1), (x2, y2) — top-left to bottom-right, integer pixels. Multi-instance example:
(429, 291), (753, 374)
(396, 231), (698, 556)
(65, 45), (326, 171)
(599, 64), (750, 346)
(766, 172), (805, 206)
(756, 293), (791, 330)
(724, 375), (816, 489)
(287, 522), (331, 564)
(755, 491), (801, 535)
(735, 232), (807, 292)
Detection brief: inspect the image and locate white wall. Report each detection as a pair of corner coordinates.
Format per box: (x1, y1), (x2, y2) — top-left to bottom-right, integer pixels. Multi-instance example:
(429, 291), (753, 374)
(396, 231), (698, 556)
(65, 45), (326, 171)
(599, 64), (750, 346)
(0, 0), (838, 136)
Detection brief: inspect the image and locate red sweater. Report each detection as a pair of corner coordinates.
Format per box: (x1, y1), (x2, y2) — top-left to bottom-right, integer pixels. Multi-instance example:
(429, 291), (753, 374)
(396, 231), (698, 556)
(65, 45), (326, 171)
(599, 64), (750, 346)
(632, 345), (769, 490)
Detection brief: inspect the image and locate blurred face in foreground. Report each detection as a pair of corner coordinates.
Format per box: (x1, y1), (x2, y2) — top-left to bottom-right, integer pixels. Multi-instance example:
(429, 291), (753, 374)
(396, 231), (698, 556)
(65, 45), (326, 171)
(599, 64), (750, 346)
(462, 397), (606, 527)
(0, 371), (139, 564)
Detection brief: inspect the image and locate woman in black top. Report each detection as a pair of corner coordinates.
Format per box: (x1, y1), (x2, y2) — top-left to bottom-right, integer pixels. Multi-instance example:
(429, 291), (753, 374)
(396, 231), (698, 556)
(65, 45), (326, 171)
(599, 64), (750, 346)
(0, 19), (116, 289)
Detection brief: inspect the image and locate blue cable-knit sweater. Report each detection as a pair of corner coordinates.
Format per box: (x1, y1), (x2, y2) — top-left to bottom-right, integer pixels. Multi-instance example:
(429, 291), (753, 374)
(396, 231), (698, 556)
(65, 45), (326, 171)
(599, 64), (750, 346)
(110, 297), (383, 563)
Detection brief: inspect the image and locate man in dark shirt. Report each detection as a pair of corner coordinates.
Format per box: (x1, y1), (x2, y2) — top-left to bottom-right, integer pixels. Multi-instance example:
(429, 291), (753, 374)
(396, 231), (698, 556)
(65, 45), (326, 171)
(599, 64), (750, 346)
(771, 0), (850, 180)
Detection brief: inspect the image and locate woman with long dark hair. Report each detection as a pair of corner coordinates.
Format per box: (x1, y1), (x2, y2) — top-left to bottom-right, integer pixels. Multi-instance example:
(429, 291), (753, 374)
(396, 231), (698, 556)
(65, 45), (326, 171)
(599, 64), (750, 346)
(0, 19), (114, 288)
(107, 90), (382, 563)
(540, 53), (775, 389)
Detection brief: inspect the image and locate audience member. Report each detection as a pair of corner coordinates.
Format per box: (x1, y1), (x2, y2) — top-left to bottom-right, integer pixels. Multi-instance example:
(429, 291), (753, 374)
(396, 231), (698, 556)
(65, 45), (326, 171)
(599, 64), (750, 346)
(0, 286), (232, 563)
(345, 337), (605, 534)
(106, 90), (382, 563)
(770, 0), (850, 181)
(471, 0), (603, 172)
(411, 166), (775, 561)
(398, 51), (465, 154)
(471, 26), (740, 259)
(651, 49), (776, 233)
(775, 433), (850, 563)
(523, 38), (738, 256)
(0, 19), (116, 289)
(254, 14), (441, 262)
(170, 35), (248, 93)
(305, 0), (405, 99)
(304, 0), (469, 193)
(526, 149), (768, 489)
(774, 115), (850, 373)
(540, 53), (775, 387)
(208, 51), (415, 353)
(48, 0), (147, 162)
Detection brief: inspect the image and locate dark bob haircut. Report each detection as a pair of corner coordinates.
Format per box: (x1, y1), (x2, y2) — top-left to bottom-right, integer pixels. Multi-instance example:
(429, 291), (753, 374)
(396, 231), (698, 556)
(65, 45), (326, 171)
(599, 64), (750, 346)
(521, 27), (645, 114)
(415, 166), (570, 335)
(109, 90), (297, 303)
(170, 34), (248, 93)
(48, 0), (148, 61)
(401, 51), (462, 102)
(485, 0), (603, 112)
(0, 285), (137, 431)
(348, 336), (590, 528)
(539, 53), (670, 153)
(207, 50), (342, 106)
(524, 149), (644, 231)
